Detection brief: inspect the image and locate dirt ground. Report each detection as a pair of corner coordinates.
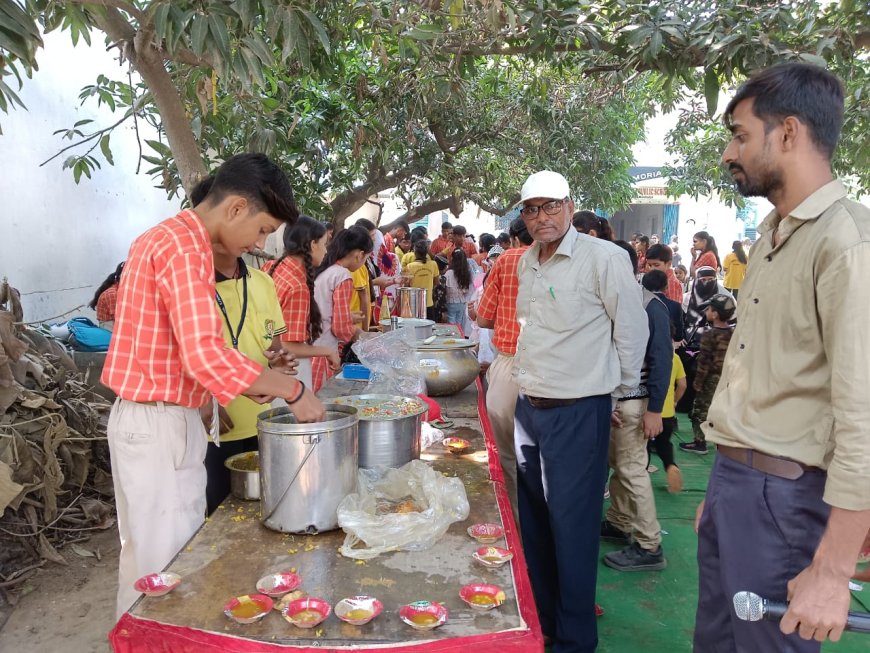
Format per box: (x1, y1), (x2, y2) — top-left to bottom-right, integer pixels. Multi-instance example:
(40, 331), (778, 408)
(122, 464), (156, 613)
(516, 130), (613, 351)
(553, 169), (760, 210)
(0, 528), (120, 652)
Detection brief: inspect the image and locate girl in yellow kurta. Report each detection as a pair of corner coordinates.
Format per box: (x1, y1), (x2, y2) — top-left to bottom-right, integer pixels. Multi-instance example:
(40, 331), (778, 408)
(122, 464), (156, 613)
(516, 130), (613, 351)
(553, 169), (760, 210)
(722, 240), (748, 298)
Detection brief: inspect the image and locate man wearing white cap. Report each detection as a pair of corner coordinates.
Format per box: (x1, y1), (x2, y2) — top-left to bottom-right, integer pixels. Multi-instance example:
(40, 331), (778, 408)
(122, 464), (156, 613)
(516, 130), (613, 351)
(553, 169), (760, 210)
(512, 170), (648, 652)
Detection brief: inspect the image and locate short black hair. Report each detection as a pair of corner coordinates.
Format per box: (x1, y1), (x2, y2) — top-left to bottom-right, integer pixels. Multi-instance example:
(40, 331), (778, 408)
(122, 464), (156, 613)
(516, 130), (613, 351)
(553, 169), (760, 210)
(508, 217), (533, 246)
(646, 244), (673, 263)
(496, 232), (511, 246)
(613, 240), (639, 275)
(642, 269), (668, 293)
(191, 153), (298, 223)
(394, 220), (410, 233)
(355, 218), (377, 231)
(479, 233), (496, 251)
(441, 221), (453, 230)
(452, 225), (467, 236)
(724, 63), (844, 160)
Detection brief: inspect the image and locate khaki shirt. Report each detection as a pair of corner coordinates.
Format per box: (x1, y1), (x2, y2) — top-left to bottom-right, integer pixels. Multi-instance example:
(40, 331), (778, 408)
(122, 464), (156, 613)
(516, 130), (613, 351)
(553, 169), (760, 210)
(513, 227), (648, 399)
(704, 180), (870, 510)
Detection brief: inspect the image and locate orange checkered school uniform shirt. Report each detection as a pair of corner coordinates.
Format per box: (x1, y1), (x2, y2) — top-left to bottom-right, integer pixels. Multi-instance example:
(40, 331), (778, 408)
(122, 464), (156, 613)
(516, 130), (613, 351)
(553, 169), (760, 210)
(665, 268), (685, 303)
(262, 257), (310, 343)
(311, 277), (354, 392)
(101, 210), (266, 407)
(95, 283), (118, 322)
(476, 246), (529, 356)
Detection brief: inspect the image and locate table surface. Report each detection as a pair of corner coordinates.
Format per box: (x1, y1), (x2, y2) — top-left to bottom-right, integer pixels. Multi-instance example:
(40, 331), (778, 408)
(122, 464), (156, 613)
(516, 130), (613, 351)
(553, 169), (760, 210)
(125, 366), (532, 647)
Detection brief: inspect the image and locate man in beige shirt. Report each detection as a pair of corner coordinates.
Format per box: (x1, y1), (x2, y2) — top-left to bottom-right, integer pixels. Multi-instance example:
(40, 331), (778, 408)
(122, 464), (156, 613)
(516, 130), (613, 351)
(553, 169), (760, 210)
(693, 63), (870, 652)
(512, 170), (647, 652)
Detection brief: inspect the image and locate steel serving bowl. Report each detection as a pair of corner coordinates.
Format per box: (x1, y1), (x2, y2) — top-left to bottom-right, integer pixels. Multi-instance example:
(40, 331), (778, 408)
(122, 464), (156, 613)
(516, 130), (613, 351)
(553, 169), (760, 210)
(414, 339), (479, 396)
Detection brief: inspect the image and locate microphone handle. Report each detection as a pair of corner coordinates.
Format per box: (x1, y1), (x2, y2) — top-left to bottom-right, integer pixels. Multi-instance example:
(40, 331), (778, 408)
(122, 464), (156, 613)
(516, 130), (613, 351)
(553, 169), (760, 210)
(763, 600), (870, 634)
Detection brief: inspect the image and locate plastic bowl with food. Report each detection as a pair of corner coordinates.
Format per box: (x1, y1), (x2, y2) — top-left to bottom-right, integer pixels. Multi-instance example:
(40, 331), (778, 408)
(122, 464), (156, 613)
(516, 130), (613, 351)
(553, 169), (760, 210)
(133, 572), (181, 597)
(467, 523), (504, 544)
(255, 571), (301, 597)
(282, 597), (331, 628)
(223, 594), (273, 624)
(334, 595), (383, 626)
(459, 583), (506, 611)
(399, 600), (448, 630)
(472, 545), (514, 568)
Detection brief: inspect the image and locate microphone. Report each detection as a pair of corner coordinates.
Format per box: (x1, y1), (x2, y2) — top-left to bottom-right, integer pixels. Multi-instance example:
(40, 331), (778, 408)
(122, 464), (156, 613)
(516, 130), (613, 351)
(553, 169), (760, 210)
(733, 591), (870, 634)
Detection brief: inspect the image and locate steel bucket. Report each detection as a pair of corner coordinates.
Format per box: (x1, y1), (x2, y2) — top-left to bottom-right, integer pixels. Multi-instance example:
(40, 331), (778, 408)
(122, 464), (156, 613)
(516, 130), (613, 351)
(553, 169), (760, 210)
(257, 405), (359, 533)
(224, 451), (260, 500)
(333, 395), (427, 469)
(378, 317), (435, 340)
(396, 287), (427, 319)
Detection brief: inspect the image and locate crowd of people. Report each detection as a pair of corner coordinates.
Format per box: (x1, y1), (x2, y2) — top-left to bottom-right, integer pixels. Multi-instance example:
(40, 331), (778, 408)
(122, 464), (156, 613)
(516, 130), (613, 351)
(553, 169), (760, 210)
(90, 62), (870, 653)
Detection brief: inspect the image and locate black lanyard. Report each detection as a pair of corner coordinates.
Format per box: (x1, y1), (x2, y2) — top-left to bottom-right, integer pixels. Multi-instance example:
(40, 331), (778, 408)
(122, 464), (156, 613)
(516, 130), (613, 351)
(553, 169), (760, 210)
(215, 272), (247, 349)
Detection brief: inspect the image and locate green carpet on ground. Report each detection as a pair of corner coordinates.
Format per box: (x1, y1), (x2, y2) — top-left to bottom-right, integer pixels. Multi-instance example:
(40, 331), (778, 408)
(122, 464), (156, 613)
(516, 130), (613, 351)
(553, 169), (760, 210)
(545, 413), (869, 652)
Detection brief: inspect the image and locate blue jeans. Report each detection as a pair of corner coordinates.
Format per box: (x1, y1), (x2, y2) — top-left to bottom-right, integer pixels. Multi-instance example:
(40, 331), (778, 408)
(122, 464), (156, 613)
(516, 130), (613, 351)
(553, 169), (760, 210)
(446, 302), (468, 335)
(515, 393), (611, 653)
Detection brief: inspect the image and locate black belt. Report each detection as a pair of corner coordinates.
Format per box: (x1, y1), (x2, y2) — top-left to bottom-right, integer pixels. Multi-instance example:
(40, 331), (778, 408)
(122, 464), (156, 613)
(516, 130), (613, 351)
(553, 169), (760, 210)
(526, 396), (580, 409)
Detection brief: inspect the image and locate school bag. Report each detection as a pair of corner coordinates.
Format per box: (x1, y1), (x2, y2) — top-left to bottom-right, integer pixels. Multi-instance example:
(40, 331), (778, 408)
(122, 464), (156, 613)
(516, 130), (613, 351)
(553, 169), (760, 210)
(66, 317), (112, 352)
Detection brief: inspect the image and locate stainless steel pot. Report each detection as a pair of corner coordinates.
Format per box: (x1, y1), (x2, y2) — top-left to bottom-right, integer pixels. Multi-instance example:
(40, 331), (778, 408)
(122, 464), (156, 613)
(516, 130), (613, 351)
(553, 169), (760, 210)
(225, 451), (260, 500)
(415, 341), (480, 396)
(378, 317), (435, 340)
(396, 287), (427, 319)
(257, 405), (358, 533)
(333, 395), (427, 469)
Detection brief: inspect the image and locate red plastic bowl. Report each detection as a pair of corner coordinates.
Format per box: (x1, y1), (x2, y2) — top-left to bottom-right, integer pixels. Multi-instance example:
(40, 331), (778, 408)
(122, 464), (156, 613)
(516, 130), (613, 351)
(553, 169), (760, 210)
(133, 572), (181, 597)
(467, 522), (504, 544)
(282, 597), (331, 628)
(334, 595), (383, 625)
(459, 583), (506, 611)
(399, 600), (448, 630)
(255, 571), (301, 597)
(223, 594), (273, 624)
(472, 545), (514, 568)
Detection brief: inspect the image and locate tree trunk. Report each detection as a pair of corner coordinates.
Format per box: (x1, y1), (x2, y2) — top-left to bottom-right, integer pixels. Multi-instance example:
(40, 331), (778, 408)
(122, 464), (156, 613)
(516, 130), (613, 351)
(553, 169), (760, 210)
(132, 50), (206, 195)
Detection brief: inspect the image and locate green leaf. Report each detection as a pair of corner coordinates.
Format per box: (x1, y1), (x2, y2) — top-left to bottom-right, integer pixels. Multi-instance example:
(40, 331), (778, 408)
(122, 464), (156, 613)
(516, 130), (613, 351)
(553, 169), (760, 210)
(280, 9), (298, 62)
(243, 34), (273, 64)
(100, 133), (114, 165)
(152, 3), (171, 42)
(208, 14), (231, 60)
(145, 139), (172, 156)
(704, 68), (719, 117)
(289, 11), (309, 68)
(298, 9), (331, 55)
(190, 14), (209, 57)
(73, 119), (93, 128)
(240, 47), (266, 87)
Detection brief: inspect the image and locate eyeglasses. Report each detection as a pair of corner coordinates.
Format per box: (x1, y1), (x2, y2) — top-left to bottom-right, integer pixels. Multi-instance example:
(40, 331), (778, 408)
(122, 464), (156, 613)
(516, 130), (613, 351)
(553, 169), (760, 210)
(519, 199), (566, 218)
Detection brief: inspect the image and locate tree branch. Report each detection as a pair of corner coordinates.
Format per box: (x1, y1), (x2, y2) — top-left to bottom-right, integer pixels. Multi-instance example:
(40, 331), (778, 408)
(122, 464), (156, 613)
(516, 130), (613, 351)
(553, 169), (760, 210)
(67, 0), (145, 25)
(380, 196), (459, 233)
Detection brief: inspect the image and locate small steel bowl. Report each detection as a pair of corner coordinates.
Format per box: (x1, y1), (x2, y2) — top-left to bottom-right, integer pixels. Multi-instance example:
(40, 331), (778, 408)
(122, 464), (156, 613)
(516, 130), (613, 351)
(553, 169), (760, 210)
(467, 523), (504, 544)
(223, 594), (273, 624)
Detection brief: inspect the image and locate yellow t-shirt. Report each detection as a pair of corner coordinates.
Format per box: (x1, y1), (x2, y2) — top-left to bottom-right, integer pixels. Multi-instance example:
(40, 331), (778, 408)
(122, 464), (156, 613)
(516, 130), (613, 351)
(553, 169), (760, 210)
(722, 252), (747, 290)
(214, 268), (287, 442)
(662, 353), (685, 419)
(401, 251), (417, 268)
(404, 258), (440, 307)
(348, 265), (369, 315)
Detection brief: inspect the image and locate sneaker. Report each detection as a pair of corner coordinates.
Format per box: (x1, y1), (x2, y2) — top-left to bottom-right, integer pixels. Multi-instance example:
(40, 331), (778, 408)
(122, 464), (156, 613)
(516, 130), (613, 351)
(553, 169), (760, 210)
(647, 463), (659, 473)
(600, 519), (631, 544)
(603, 542), (667, 572)
(679, 440), (708, 455)
(666, 465), (683, 493)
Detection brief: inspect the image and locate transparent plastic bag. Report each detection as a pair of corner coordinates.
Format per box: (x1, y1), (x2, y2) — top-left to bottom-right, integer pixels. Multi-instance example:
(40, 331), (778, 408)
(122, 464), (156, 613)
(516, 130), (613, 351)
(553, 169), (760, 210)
(337, 460), (470, 559)
(351, 327), (425, 397)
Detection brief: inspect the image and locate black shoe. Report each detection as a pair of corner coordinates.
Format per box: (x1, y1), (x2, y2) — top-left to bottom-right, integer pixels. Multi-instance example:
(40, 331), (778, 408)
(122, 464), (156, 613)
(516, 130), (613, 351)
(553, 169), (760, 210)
(603, 542), (667, 571)
(600, 519), (631, 544)
(679, 440), (708, 455)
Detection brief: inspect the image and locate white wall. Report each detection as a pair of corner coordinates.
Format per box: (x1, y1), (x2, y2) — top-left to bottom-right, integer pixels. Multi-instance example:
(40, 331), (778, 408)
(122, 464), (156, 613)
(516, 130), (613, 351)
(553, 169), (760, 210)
(0, 30), (178, 323)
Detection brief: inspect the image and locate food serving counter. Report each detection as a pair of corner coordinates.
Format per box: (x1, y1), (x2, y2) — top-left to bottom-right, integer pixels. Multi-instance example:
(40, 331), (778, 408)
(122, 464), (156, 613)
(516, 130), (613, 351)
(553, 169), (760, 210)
(108, 352), (542, 652)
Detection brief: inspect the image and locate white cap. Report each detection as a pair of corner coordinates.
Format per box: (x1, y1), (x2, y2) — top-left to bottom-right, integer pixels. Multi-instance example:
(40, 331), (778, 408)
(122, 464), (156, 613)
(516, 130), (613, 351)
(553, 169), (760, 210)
(515, 170), (570, 207)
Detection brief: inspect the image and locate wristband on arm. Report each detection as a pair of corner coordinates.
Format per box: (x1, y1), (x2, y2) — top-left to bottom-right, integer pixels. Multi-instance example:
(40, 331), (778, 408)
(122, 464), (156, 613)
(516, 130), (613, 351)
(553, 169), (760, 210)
(287, 380), (306, 405)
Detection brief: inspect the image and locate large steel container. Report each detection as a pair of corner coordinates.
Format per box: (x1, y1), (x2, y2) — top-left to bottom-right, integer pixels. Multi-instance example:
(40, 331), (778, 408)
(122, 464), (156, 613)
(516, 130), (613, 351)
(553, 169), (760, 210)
(415, 339), (480, 396)
(378, 317), (435, 340)
(396, 287), (427, 319)
(333, 395), (427, 469)
(257, 405), (358, 534)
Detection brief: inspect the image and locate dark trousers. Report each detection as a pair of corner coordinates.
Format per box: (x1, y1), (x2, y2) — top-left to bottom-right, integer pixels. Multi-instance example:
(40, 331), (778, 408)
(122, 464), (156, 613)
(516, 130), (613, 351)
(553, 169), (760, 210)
(694, 454), (829, 653)
(205, 436), (258, 515)
(648, 416), (677, 469)
(676, 347), (698, 413)
(515, 394), (611, 653)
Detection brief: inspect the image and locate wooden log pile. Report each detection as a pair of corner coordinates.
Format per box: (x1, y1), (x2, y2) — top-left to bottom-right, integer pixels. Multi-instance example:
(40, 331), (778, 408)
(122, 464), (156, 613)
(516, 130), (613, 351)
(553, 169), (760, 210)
(0, 280), (114, 604)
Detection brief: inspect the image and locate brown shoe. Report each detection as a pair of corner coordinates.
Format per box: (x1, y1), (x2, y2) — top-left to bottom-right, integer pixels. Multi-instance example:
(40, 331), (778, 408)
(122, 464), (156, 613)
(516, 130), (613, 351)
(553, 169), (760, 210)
(666, 464), (683, 493)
